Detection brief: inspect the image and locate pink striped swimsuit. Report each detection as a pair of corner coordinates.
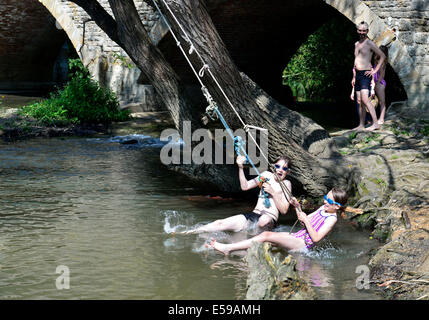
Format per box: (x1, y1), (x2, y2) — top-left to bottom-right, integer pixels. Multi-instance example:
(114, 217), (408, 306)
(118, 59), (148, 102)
(292, 206), (336, 249)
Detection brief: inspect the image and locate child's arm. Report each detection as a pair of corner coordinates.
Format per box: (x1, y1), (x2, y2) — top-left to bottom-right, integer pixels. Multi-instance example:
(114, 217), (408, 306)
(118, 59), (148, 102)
(378, 63), (386, 85)
(237, 156), (258, 191)
(350, 86), (355, 101)
(304, 215), (337, 243)
(294, 204), (337, 243)
(371, 77), (376, 97)
(263, 179), (292, 215)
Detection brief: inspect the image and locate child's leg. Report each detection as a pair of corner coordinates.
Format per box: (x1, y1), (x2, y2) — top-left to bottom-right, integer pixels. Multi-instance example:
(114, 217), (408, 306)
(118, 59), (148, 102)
(361, 89), (380, 131)
(375, 83), (386, 124)
(208, 231), (306, 255)
(183, 214), (248, 234)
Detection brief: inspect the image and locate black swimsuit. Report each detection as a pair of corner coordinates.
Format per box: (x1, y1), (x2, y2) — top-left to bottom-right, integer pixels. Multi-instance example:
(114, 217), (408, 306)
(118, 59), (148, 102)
(242, 211), (278, 228)
(355, 69), (372, 91)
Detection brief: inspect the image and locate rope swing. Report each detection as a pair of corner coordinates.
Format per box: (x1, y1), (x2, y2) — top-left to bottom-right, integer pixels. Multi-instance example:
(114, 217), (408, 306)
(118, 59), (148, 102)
(151, 0), (294, 207)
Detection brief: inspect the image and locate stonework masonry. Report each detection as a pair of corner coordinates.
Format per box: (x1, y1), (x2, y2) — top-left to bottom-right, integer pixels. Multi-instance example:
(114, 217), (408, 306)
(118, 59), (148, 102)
(325, 0), (429, 110)
(3, 0), (428, 111)
(0, 0), (67, 90)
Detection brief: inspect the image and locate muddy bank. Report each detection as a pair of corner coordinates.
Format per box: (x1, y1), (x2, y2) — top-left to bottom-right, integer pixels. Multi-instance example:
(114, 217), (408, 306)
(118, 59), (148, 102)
(331, 102), (429, 300)
(0, 108), (174, 141)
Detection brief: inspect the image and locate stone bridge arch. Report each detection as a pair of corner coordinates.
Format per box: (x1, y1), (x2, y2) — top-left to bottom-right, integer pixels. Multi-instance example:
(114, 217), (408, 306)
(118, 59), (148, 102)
(4, 0), (427, 111)
(155, 0), (428, 111)
(324, 0), (428, 110)
(38, 0), (163, 111)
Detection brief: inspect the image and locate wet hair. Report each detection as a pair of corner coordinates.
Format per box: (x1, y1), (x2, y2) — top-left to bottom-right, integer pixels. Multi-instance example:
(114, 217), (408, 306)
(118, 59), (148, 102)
(357, 21), (369, 30)
(273, 155), (291, 168)
(331, 187), (348, 213)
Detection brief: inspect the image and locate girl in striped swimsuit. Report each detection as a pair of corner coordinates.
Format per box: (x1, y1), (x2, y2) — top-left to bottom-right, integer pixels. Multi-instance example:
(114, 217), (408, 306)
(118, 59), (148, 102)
(208, 188), (348, 255)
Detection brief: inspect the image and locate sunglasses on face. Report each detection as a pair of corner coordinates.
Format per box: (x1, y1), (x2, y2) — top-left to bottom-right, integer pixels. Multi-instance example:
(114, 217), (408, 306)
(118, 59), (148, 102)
(324, 195), (342, 207)
(274, 164), (290, 172)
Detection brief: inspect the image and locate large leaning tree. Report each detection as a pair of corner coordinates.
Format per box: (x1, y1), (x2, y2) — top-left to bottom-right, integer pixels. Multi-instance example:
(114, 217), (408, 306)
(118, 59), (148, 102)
(69, 0), (356, 196)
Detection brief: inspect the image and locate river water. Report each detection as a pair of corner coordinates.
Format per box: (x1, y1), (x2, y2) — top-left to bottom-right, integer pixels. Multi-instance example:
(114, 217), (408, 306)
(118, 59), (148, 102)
(0, 135), (381, 300)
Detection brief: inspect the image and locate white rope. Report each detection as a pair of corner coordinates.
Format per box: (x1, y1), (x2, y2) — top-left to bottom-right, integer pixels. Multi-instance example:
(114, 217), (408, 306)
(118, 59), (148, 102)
(198, 64), (209, 77)
(152, 0), (293, 201)
(155, 0), (270, 164)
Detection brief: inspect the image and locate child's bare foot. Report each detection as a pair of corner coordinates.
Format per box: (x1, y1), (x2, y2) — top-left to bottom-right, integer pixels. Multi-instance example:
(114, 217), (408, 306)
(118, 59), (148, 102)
(206, 238), (230, 255)
(378, 120), (384, 125)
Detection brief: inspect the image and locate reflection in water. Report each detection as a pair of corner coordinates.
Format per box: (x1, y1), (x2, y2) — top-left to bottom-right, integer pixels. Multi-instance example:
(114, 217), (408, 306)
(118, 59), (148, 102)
(0, 136), (379, 299)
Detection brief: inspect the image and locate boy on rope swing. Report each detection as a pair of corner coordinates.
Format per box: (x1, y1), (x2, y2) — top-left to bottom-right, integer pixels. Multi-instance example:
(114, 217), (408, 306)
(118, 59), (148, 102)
(182, 155), (293, 234)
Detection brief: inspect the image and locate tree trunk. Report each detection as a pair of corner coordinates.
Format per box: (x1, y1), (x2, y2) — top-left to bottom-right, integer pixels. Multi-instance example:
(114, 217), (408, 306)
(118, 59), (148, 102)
(159, 0), (354, 195)
(69, 0), (356, 196)
(72, 0), (199, 133)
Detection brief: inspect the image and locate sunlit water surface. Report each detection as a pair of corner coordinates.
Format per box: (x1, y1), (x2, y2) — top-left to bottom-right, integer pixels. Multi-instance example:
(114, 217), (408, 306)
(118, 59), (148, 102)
(0, 136), (380, 299)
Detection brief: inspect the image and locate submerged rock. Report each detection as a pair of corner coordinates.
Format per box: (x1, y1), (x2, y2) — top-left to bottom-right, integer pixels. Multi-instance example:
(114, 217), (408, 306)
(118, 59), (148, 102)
(245, 242), (317, 300)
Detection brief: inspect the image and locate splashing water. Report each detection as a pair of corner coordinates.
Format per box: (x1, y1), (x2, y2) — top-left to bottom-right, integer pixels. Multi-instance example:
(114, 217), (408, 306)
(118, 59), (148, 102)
(161, 210), (197, 234)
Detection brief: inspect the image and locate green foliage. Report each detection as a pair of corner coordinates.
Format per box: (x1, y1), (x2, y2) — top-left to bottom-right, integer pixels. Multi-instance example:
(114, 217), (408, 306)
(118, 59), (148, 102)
(21, 59), (130, 125)
(420, 125), (429, 136)
(113, 53), (135, 70)
(364, 133), (380, 143)
(283, 17), (356, 102)
(348, 131), (357, 141)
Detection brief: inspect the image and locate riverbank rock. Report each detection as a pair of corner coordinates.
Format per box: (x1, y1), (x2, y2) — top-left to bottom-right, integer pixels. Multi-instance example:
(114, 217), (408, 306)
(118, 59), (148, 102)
(245, 242), (317, 300)
(331, 101), (429, 299)
(0, 108), (174, 141)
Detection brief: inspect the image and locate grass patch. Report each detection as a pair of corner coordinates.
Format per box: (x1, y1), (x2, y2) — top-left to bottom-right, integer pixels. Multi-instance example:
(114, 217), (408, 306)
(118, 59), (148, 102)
(348, 131), (357, 141)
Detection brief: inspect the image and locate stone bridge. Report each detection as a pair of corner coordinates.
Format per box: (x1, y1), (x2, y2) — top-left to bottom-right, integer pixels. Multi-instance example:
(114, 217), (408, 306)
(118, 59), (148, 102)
(1, 0), (428, 111)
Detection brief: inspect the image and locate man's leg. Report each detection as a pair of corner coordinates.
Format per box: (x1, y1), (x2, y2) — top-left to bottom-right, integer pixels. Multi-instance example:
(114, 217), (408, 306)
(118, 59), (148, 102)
(353, 91), (365, 130)
(361, 89), (380, 131)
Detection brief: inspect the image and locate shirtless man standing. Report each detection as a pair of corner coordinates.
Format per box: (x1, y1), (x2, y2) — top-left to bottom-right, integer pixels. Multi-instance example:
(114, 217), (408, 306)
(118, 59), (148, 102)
(183, 155), (292, 233)
(352, 21), (386, 131)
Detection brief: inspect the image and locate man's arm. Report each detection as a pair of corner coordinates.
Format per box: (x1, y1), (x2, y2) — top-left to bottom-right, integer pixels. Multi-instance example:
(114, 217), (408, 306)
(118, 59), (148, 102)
(369, 41), (386, 75)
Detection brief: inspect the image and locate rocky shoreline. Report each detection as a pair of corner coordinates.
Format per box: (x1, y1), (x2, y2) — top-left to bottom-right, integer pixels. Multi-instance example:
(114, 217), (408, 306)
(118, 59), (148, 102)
(241, 102), (428, 300)
(0, 108), (174, 141)
(331, 102), (429, 300)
